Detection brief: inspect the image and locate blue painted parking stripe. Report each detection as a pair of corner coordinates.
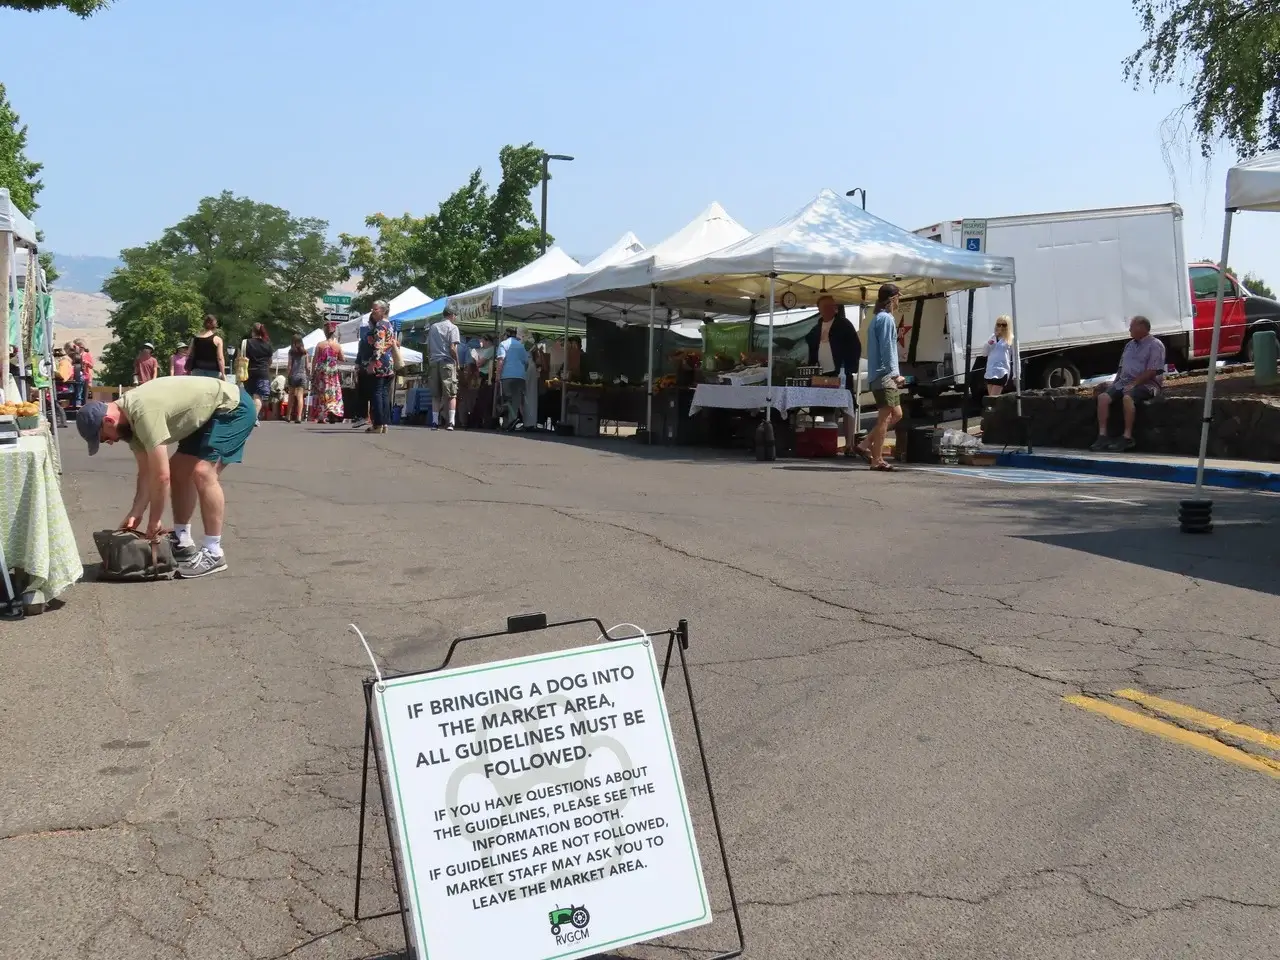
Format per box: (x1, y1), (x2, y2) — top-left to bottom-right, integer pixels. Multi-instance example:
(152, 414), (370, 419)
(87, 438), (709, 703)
(919, 466), (1130, 484)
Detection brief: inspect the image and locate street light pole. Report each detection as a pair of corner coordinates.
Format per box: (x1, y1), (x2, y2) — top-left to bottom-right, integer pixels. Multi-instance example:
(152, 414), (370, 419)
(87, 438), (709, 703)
(540, 153), (575, 253)
(846, 188), (866, 210)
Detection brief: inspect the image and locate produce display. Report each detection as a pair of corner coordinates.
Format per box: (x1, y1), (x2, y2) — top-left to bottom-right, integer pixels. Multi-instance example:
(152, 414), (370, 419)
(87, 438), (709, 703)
(0, 402), (40, 418)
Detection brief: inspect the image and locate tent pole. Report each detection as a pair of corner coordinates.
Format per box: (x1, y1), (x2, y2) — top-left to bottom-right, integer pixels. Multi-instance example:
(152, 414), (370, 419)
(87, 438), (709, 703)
(766, 276), (776, 397)
(0, 232), (8, 401)
(1009, 281), (1027, 452)
(491, 305), (502, 428)
(1194, 211), (1235, 498)
(962, 288), (975, 433)
(560, 298), (570, 425)
(645, 287), (656, 443)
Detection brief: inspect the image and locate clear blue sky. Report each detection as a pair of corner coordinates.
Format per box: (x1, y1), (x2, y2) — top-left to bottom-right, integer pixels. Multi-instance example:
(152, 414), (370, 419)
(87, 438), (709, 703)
(4, 0), (1275, 285)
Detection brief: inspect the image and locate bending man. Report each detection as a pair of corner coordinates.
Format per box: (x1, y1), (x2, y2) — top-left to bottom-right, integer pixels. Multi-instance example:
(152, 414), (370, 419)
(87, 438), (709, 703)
(76, 376), (257, 578)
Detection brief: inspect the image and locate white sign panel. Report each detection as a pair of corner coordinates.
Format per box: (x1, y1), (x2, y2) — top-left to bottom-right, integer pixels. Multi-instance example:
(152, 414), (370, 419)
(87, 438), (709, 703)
(960, 218), (988, 254)
(372, 637), (711, 960)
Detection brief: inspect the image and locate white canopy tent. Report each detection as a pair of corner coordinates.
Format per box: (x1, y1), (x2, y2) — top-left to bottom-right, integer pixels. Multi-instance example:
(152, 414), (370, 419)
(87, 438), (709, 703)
(500, 231), (646, 325)
(271, 326), (327, 366)
(654, 188), (1019, 440)
(560, 203), (753, 431)
(447, 247), (582, 320)
(1185, 150), (1280, 529)
(335, 285), (432, 344)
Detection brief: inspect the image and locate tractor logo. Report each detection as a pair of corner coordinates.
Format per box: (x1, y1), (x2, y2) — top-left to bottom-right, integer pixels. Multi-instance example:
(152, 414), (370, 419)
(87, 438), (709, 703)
(548, 904), (590, 936)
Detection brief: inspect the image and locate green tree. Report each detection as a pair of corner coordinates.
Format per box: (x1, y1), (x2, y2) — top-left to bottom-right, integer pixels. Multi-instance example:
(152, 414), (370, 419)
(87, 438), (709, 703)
(340, 143), (547, 307)
(107, 191), (347, 350)
(99, 264), (204, 383)
(0, 83), (58, 284)
(1125, 1), (1280, 158)
(0, 0), (110, 14)
(1243, 270), (1275, 297)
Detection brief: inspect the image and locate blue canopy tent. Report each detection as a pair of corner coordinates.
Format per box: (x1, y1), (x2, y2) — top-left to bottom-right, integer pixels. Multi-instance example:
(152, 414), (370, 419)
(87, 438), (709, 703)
(390, 296), (448, 336)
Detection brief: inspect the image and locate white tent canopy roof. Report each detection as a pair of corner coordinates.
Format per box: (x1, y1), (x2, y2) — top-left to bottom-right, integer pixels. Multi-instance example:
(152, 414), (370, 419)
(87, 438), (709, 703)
(271, 327), (327, 365)
(566, 202), (751, 303)
(1226, 150), (1280, 212)
(448, 246), (581, 311)
(500, 232), (647, 324)
(656, 188), (1017, 304)
(335, 285), (431, 342)
(0, 187), (39, 248)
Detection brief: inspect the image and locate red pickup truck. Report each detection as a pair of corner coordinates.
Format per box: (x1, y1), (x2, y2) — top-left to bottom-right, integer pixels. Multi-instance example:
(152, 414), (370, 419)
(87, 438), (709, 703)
(1187, 261), (1280, 362)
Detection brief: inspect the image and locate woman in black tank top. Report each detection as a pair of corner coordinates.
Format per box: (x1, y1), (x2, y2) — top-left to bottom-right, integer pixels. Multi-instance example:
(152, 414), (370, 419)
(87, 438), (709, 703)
(188, 315), (225, 377)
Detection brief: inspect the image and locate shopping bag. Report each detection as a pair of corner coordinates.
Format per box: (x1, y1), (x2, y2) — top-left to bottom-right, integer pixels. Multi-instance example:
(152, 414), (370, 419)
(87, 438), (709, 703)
(92, 529), (176, 582)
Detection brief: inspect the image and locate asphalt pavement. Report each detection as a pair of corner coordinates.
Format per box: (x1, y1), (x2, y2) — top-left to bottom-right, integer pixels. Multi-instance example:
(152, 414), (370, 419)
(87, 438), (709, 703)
(3, 421), (1278, 960)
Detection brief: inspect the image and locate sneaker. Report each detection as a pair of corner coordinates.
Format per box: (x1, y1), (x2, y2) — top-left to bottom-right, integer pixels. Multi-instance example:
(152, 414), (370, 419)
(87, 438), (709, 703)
(1113, 436), (1137, 452)
(445, 423), (454, 431)
(178, 548), (227, 579)
(1089, 435), (1110, 451)
(351, 417), (367, 429)
(168, 533), (199, 563)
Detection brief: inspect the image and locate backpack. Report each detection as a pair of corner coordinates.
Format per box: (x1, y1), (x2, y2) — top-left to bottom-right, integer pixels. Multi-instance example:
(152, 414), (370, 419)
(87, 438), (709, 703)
(92, 530), (176, 581)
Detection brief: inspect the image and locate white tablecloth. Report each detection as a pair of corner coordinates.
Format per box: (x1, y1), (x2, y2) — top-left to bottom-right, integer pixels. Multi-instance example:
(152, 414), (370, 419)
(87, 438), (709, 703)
(1, 433), (83, 602)
(689, 384), (855, 416)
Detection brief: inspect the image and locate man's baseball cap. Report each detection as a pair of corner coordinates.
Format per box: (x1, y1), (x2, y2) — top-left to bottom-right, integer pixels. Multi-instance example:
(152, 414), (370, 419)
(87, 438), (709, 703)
(76, 401), (108, 456)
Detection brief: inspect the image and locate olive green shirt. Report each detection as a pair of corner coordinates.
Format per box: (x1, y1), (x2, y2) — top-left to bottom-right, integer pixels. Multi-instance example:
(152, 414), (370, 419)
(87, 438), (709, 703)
(120, 376), (240, 453)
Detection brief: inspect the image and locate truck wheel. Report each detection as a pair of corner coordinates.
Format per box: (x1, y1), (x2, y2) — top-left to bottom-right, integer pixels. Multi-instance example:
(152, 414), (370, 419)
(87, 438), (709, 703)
(571, 908), (590, 928)
(1038, 356), (1080, 389)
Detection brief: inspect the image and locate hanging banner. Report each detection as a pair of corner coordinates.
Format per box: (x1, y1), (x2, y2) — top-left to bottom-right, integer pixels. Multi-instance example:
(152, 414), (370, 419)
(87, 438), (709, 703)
(450, 292), (494, 325)
(372, 637), (711, 960)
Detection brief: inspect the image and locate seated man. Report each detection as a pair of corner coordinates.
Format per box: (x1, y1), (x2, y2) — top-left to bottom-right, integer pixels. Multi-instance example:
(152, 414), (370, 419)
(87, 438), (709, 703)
(1092, 315), (1166, 452)
(76, 375), (257, 578)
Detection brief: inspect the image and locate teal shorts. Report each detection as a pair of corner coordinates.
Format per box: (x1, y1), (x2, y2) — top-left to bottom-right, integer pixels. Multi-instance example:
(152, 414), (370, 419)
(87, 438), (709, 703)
(176, 387), (257, 464)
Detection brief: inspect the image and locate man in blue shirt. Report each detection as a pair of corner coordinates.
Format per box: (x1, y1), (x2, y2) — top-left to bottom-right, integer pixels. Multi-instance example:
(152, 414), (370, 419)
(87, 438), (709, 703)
(858, 283), (906, 470)
(496, 327), (531, 430)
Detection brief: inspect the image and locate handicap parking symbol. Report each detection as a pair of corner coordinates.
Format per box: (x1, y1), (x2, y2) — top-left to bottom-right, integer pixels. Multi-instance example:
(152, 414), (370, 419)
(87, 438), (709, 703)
(965, 238), (981, 252)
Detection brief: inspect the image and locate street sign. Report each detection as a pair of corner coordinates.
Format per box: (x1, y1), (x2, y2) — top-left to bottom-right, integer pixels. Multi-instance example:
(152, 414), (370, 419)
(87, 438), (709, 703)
(322, 294), (353, 306)
(371, 637), (711, 960)
(325, 311), (350, 322)
(961, 219), (988, 253)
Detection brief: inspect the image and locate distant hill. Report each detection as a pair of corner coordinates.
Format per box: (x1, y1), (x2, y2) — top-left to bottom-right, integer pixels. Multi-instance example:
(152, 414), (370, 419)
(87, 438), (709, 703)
(51, 254), (123, 295)
(50, 290), (113, 354)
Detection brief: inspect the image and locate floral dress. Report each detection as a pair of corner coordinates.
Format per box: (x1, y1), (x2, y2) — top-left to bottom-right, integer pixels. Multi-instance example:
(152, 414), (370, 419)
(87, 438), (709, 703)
(310, 339), (345, 422)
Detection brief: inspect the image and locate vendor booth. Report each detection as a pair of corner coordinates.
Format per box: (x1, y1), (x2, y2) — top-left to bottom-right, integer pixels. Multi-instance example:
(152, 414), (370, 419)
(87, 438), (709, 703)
(1, 187), (83, 617)
(651, 188), (1019, 457)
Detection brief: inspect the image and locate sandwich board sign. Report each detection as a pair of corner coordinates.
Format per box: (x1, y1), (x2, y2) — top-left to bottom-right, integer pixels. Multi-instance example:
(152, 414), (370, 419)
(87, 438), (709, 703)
(371, 637), (711, 960)
(961, 218), (988, 253)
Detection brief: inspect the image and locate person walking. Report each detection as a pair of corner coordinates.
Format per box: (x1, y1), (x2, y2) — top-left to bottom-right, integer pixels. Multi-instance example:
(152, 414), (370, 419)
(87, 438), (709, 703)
(133, 343), (160, 385)
(170, 343), (188, 377)
(285, 334), (311, 423)
(187, 316), (226, 378)
(362, 300), (395, 434)
(859, 283), (906, 471)
(427, 304), (461, 430)
(496, 327), (531, 430)
(65, 341), (85, 408)
(75, 375), (257, 579)
(75, 338), (96, 403)
(243, 323), (274, 415)
(982, 316), (1017, 397)
(310, 320), (345, 423)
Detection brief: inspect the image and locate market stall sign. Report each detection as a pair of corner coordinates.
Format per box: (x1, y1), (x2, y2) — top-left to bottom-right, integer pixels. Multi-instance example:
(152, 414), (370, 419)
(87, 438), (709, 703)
(372, 638), (710, 960)
(450, 292), (494, 325)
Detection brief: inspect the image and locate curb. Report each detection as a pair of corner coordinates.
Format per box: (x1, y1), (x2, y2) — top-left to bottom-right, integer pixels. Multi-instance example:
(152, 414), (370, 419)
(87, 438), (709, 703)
(996, 452), (1280, 492)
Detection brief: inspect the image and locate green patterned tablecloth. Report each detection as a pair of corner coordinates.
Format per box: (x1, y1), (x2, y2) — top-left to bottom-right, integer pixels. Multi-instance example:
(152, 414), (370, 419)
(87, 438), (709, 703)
(1, 434), (83, 601)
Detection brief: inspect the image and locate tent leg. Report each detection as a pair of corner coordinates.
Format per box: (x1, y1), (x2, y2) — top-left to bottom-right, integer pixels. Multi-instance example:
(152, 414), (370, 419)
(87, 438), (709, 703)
(491, 307), (503, 428)
(560, 298), (570, 425)
(1009, 282), (1028, 453)
(755, 276), (777, 461)
(1183, 210), (1235, 533)
(962, 289), (975, 433)
(645, 288), (655, 444)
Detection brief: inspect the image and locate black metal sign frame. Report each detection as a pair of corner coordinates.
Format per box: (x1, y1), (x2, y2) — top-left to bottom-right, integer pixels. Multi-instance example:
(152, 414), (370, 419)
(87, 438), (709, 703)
(350, 614), (745, 960)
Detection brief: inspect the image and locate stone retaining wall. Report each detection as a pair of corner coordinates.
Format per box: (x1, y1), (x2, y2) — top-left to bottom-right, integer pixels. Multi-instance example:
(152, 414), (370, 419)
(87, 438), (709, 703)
(981, 390), (1280, 461)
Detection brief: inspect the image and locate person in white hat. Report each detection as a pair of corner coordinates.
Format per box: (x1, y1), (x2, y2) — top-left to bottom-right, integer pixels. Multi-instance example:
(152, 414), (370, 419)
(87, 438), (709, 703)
(133, 342), (159, 385)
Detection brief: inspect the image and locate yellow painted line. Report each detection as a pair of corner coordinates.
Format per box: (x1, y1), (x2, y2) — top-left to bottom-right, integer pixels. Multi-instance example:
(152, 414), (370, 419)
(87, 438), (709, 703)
(1114, 688), (1280, 753)
(1063, 695), (1280, 779)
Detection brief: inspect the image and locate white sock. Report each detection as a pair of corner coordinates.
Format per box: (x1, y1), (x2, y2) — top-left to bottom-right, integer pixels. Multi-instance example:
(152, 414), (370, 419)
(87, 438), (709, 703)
(202, 535), (223, 558)
(174, 523), (194, 546)
(447, 409), (455, 426)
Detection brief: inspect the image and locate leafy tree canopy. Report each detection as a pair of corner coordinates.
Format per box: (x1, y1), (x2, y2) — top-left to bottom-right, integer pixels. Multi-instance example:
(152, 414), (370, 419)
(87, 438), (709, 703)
(0, 0), (109, 15)
(0, 83), (58, 283)
(341, 143), (546, 310)
(1243, 270), (1275, 298)
(99, 265), (204, 383)
(102, 191), (346, 375)
(1125, 1), (1280, 157)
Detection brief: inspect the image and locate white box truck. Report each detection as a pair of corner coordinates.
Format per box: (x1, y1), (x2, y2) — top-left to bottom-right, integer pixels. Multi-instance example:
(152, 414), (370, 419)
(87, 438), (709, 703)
(904, 204), (1195, 392)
